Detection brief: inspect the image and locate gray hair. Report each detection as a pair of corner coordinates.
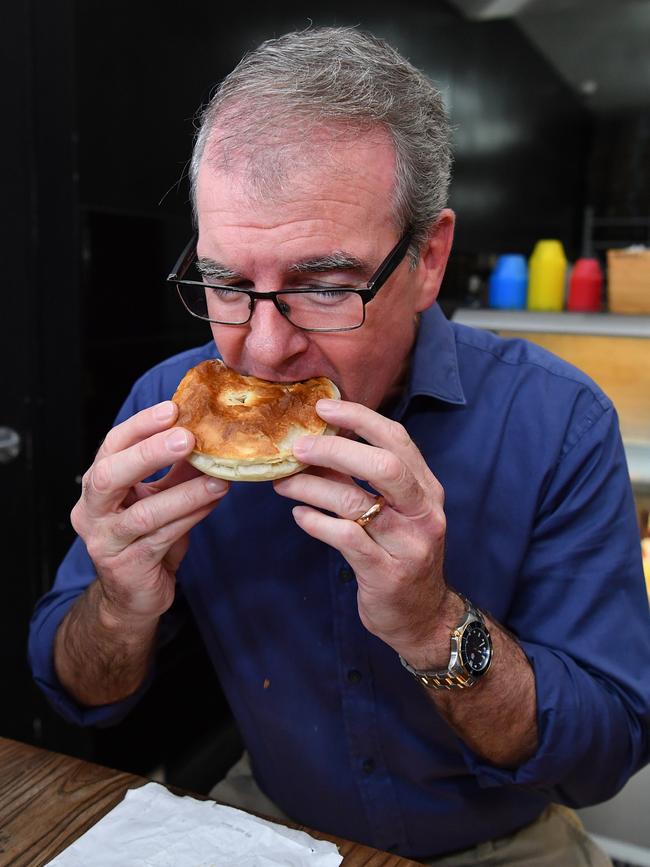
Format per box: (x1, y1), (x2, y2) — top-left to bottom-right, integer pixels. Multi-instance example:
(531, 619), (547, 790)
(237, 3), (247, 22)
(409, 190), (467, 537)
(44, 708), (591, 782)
(190, 27), (452, 257)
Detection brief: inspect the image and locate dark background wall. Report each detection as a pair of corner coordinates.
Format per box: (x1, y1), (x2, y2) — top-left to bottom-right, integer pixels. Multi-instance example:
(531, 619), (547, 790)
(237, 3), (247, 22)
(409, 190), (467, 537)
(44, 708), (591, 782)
(585, 110), (650, 255)
(1, 0), (607, 784)
(75, 0), (589, 456)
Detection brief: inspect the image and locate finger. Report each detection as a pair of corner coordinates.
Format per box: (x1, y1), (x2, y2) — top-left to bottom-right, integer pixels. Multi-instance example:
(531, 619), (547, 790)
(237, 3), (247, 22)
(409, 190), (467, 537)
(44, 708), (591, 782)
(292, 504), (390, 573)
(300, 465), (351, 484)
(147, 458), (205, 493)
(316, 399), (418, 457)
(279, 471), (417, 555)
(96, 401), (179, 460)
(292, 506), (416, 593)
(316, 399), (441, 497)
(117, 499), (224, 570)
(124, 459), (204, 508)
(274, 470), (376, 520)
(164, 535), (191, 575)
(109, 474), (229, 549)
(84, 427), (196, 517)
(292, 434), (428, 519)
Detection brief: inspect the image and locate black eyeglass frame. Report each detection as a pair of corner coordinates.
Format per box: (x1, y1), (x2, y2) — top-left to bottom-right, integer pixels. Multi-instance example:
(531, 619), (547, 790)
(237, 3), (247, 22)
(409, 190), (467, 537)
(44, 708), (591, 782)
(166, 228), (414, 333)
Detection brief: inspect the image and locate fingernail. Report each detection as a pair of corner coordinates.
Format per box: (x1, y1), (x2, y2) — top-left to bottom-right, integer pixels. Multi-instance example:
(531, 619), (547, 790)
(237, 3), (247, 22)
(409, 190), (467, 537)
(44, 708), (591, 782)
(292, 505), (308, 521)
(154, 401), (176, 421)
(206, 478), (227, 494)
(293, 437), (313, 457)
(166, 428), (189, 452)
(316, 399), (339, 413)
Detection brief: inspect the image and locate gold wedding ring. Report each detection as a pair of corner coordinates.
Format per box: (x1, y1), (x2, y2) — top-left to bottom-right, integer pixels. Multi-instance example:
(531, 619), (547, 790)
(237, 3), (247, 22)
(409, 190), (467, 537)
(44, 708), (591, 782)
(354, 496), (386, 529)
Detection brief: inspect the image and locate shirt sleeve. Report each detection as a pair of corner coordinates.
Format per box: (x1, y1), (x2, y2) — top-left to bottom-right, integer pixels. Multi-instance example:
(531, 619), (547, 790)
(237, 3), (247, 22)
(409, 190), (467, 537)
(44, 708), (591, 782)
(28, 538), (160, 726)
(27, 371), (182, 726)
(460, 402), (650, 806)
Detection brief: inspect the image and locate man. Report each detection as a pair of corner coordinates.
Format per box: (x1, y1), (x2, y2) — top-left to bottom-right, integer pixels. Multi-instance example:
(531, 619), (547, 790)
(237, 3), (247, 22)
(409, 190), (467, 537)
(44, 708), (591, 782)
(29, 27), (649, 865)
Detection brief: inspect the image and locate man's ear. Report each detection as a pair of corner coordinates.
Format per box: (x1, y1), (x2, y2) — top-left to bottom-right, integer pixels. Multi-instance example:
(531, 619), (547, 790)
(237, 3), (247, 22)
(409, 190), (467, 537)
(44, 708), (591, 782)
(414, 209), (455, 312)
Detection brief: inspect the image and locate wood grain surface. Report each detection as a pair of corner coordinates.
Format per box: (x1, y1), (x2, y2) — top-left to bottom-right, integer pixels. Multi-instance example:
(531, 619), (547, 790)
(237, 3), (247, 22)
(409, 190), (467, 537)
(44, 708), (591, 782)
(0, 737), (422, 866)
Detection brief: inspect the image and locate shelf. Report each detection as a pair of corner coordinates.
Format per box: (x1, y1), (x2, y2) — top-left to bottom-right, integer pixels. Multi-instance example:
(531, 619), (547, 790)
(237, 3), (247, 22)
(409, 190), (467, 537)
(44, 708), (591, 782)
(451, 309), (650, 338)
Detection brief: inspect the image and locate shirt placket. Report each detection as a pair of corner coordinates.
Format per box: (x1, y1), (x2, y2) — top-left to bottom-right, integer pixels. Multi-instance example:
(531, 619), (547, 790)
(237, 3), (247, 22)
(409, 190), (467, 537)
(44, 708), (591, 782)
(329, 547), (408, 854)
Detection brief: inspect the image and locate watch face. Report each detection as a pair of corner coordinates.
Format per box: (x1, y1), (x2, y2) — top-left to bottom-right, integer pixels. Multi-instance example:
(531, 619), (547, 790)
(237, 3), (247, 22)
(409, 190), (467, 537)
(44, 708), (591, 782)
(461, 622), (492, 675)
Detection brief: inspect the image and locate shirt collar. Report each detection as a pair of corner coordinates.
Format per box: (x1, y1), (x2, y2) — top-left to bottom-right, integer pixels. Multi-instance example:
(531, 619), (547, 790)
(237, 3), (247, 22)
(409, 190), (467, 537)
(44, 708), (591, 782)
(398, 304), (466, 413)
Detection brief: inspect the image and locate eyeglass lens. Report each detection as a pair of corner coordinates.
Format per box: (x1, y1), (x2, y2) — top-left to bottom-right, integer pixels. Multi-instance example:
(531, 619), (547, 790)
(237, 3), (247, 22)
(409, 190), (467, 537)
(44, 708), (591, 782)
(177, 283), (365, 330)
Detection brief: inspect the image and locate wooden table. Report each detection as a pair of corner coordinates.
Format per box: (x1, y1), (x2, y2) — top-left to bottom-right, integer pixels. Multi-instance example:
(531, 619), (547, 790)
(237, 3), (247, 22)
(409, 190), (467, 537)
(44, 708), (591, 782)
(0, 737), (422, 866)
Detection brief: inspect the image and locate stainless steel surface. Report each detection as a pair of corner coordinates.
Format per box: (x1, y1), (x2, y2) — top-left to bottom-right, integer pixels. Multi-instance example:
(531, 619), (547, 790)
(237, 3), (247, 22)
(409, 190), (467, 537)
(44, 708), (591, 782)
(451, 309), (650, 338)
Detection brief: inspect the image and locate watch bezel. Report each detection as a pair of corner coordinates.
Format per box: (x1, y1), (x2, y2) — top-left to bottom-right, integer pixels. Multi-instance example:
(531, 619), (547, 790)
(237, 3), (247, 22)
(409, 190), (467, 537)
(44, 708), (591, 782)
(460, 619), (492, 677)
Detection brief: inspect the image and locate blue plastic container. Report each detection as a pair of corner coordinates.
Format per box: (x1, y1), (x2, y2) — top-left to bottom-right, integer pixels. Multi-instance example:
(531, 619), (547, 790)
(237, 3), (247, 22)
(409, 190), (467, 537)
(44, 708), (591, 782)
(488, 254), (528, 309)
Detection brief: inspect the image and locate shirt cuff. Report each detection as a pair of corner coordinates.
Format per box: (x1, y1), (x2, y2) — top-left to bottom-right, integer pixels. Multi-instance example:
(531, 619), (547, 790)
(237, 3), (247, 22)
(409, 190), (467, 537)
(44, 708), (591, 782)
(456, 640), (594, 792)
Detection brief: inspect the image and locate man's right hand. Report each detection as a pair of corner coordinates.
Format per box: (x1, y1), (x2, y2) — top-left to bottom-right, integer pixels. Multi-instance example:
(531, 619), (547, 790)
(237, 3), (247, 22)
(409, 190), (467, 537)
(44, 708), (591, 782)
(55, 400), (228, 706)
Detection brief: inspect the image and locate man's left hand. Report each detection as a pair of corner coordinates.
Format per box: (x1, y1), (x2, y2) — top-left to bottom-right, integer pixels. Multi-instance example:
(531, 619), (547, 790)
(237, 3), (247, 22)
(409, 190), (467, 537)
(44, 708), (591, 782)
(273, 397), (450, 664)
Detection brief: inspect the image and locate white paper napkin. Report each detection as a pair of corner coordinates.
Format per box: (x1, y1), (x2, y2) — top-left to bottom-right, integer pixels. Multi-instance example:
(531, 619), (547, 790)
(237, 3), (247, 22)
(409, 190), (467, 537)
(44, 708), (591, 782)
(46, 781), (343, 866)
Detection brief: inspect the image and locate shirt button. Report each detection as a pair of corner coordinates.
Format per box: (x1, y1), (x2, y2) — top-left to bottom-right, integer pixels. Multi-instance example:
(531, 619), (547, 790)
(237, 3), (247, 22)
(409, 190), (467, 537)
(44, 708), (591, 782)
(361, 758), (375, 775)
(347, 669), (362, 684)
(338, 566), (355, 583)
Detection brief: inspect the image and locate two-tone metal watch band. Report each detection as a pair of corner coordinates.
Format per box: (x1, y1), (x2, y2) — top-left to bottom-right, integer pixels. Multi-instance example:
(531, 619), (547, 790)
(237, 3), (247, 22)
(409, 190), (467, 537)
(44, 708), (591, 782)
(400, 664), (478, 690)
(398, 593), (492, 690)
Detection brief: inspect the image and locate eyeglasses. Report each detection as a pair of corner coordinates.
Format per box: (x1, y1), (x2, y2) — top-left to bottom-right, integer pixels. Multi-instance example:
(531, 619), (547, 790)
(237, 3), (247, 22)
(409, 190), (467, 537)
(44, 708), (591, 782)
(166, 229), (413, 333)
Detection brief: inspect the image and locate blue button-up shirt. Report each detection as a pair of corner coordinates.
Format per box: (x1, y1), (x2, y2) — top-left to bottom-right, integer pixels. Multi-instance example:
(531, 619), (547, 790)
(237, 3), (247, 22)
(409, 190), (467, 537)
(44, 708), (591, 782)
(29, 304), (650, 860)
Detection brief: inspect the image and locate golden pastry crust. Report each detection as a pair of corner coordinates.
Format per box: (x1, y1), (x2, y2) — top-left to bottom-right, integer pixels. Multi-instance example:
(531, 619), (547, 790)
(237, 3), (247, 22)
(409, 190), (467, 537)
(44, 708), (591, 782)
(172, 359), (340, 481)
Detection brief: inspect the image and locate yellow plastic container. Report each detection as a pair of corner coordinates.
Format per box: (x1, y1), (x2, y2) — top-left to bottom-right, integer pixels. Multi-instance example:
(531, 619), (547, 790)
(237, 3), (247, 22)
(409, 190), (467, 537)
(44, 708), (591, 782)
(527, 240), (567, 311)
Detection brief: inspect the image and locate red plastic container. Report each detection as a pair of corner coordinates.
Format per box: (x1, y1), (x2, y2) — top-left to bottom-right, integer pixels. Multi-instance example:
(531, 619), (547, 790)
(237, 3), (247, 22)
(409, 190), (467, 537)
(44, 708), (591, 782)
(568, 258), (603, 312)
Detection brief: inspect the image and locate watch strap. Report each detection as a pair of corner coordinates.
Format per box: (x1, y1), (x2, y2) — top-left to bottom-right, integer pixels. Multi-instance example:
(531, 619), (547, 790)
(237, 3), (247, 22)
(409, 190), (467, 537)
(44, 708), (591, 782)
(399, 661), (478, 689)
(399, 593), (491, 690)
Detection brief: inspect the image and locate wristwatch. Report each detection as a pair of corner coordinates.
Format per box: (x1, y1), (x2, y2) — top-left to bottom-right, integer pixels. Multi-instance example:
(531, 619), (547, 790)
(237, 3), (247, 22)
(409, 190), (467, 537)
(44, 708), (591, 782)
(399, 593), (493, 689)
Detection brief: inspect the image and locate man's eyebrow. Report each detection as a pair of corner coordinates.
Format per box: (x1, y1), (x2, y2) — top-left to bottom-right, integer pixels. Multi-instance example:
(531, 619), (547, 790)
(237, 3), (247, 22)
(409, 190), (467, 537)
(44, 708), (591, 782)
(196, 252), (369, 281)
(196, 257), (241, 281)
(289, 252), (368, 275)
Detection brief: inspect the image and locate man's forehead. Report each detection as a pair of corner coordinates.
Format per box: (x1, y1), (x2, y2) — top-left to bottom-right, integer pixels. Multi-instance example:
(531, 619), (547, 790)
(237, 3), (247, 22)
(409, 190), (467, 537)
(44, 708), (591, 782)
(205, 115), (394, 164)
(198, 119), (397, 205)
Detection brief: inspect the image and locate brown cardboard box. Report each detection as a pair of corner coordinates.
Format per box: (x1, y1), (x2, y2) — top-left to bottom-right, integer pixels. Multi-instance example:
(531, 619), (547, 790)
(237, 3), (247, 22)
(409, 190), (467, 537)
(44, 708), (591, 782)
(607, 247), (650, 314)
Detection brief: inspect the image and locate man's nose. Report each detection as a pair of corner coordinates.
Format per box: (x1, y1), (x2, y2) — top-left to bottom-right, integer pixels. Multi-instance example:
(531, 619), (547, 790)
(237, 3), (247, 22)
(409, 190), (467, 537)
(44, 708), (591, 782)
(244, 297), (310, 367)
